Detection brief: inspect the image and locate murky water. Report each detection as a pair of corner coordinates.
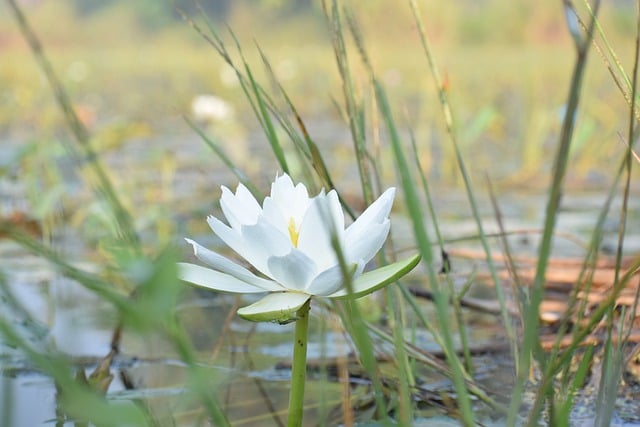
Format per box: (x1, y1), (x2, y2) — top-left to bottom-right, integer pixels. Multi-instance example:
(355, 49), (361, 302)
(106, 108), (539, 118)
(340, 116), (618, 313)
(2, 126), (640, 426)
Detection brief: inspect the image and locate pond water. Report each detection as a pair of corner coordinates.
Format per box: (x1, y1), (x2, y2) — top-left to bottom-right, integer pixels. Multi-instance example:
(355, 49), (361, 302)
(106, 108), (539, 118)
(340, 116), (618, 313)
(2, 125), (640, 426)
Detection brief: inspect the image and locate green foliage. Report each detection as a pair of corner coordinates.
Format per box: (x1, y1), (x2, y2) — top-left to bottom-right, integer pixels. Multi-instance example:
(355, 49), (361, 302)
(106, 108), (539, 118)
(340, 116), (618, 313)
(70, 0), (232, 26)
(2, 0), (640, 425)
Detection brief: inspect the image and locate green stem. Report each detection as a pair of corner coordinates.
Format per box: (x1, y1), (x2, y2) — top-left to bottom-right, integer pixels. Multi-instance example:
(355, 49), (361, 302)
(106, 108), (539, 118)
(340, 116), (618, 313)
(287, 299), (311, 427)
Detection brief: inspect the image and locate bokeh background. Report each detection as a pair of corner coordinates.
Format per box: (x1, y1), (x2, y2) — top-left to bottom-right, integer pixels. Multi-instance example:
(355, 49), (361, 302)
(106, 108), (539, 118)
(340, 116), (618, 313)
(2, 2), (640, 425)
(2, 0), (638, 186)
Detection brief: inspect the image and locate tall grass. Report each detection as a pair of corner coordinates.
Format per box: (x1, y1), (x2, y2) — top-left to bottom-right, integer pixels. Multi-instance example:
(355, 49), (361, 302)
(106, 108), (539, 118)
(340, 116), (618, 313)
(1, 0), (640, 426)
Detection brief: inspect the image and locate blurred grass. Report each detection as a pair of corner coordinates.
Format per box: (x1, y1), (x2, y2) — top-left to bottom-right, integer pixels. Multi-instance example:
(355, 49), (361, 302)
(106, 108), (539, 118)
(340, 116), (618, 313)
(1, 1), (638, 187)
(2, 0), (640, 426)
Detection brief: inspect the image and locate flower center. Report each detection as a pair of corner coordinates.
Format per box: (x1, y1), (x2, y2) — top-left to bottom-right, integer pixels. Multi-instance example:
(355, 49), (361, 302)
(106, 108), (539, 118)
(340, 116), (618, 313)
(287, 217), (299, 247)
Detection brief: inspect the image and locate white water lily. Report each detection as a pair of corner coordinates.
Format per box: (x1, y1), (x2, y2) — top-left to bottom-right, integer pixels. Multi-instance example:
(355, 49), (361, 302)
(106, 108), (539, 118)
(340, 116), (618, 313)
(178, 173), (419, 323)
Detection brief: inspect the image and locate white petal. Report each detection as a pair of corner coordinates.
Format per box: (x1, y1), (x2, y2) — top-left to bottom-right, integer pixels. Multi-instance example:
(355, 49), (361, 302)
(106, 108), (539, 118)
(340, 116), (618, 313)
(345, 188), (395, 244)
(325, 190), (345, 231)
(306, 261), (365, 296)
(328, 254), (421, 299)
(261, 196), (288, 235)
(269, 173), (311, 227)
(240, 218), (292, 258)
(267, 249), (317, 291)
(270, 173), (296, 199)
(207, 215), (260, 269)
(207, 215), (291, 278)
(237, 292), (310, 323)
(178, 262), (268, 293)
(296, 192), (343, 271)
(345, 220), (391, 264)
(305, 264), (346, 296)
(220, 184), (261, 230)
(185, 238), (283, 291)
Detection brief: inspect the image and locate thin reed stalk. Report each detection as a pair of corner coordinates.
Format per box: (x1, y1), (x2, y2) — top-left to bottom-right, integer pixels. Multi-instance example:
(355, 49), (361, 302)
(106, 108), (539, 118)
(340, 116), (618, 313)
(512, 2), (601, 425)
(5, 0), (140, 250)
(407, 0), (519, 376)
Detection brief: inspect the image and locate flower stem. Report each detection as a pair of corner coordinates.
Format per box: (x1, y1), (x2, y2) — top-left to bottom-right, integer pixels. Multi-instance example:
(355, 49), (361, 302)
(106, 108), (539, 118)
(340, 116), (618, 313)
(287, 299), (311, 427)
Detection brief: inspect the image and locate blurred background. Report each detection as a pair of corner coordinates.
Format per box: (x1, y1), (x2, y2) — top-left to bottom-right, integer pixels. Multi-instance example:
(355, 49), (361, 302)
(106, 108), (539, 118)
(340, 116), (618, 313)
(2, 0), (639, 265)
(2, 2), (640, 426)
(1, 0), (637, 189)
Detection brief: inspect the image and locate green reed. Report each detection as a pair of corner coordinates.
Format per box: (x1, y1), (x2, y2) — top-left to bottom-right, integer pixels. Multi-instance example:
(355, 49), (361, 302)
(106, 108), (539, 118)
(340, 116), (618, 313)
(2, 0), (640, 425)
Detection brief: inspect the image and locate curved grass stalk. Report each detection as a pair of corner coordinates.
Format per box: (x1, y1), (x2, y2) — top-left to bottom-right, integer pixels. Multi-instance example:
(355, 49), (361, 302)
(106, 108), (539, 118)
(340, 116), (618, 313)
(6, 0), (140, 250)
(407, 0), (519, 376)
(517, 1), (601, 424)
(323, 0), (375, 206)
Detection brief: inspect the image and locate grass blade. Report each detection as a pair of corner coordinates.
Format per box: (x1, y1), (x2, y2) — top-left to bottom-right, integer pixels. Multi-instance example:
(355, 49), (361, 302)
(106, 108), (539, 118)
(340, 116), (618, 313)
(6, 0), (140, 250)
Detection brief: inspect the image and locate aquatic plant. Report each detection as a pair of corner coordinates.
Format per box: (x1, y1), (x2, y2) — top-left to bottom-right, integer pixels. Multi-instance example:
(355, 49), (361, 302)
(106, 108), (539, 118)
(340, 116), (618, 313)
(179, 172), (419, 425)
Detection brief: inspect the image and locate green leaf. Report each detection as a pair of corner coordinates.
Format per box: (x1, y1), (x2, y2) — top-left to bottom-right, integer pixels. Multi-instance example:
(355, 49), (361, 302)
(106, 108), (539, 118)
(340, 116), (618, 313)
(121, 248), (182, 331)
(329, 254), (421, 299)
(237, 292), (310, 323)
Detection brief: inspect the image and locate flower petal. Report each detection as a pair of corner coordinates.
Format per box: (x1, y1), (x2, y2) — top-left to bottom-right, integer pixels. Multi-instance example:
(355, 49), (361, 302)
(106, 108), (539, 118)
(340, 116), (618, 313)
(237, 292), (311, 323)
(261, 196), (288, 235)
(324, 189), (345, 233)
(328, 254), (421, 299)
(344, 220), (391, 264)
(267, 249), (317, 291)
(208, 215), (291, 278)
(185, 238), (283, 291)
(297, 191), (344, 271)
(219, 183), (261, 230)
(240, 217), (292, 259)
(305, 264), (349, 296)
(178, 262), (269, 293)
(345, 187), (395, 245)
(269, 173), (311, 227)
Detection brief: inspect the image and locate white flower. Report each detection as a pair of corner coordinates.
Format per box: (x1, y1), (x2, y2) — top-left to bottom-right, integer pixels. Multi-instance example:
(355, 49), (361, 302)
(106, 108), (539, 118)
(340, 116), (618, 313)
(178, 173), (419, 323)
(190, 94), (234, 122)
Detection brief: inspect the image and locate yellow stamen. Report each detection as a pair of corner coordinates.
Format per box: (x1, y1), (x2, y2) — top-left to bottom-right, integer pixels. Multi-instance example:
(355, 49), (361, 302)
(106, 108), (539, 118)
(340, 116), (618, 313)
(288, 217), (299, 247)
